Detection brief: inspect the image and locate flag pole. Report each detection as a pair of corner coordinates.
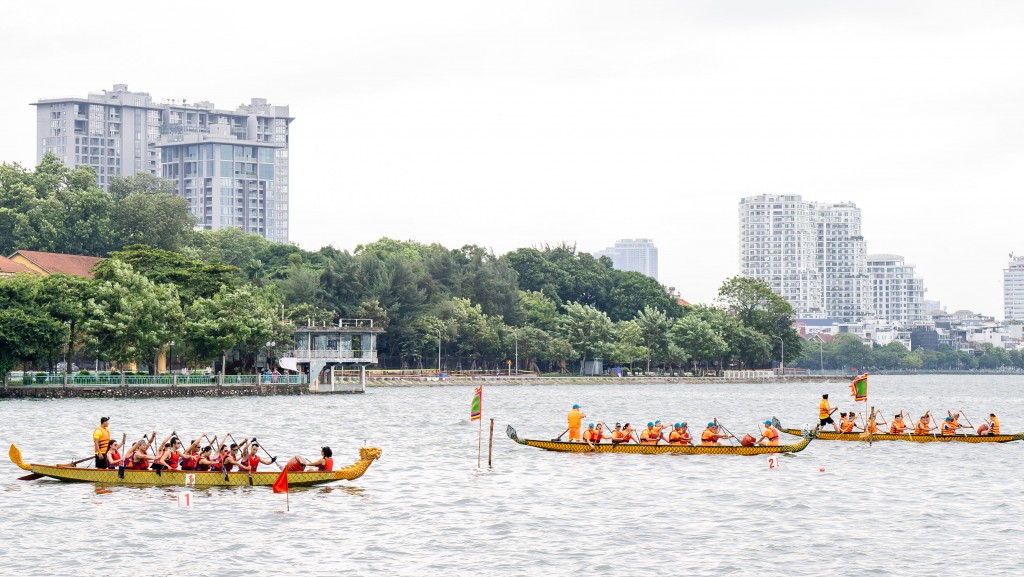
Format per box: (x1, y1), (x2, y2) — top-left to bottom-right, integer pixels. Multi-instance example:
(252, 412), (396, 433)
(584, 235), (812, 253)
(477, 383), (483, 468)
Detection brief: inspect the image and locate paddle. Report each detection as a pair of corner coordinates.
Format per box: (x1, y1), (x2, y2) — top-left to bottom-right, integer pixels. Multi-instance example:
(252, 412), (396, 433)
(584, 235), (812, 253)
(551, 428), (570, 442)
(957, 409), (977, 432)
(251, 437), (283, 471)
(714, 418), (739, 446)
(18, 473), (44, 481)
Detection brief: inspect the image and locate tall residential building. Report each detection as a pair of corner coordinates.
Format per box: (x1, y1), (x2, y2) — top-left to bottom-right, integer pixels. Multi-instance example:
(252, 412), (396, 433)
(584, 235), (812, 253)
(595, 239), (659, 280)
(33, 84), (292, 242)
(867, 254), (926, 325)
(738, 194), (870, 321)
(1003, 255), (1024, 321)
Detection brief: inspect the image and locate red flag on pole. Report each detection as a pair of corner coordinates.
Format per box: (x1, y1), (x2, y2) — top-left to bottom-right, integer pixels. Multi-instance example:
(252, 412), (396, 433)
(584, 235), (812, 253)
(272, 469), (289, 494)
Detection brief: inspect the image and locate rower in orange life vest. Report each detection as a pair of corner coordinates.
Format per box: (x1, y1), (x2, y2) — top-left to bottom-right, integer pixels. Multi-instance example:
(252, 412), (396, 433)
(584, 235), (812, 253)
(838, 413), (860, 433)
(610, 423), (632, 445)
(639, 422), (664, 445)
(889, 413), (909, 434)
(914, 413), (935, 434)
(701, 422), (724, 446)
(941, 416), (963, 436)
(668, 422), (692, 446)
(282, 447), (334, 472)
(651, 420), (668, 440)
(864, 410), (881, 434)
(582, 423), (603, 448)
(567, 404), (585, 442)
(983, 413), (1000, 435)
(757, 420), (780, 446)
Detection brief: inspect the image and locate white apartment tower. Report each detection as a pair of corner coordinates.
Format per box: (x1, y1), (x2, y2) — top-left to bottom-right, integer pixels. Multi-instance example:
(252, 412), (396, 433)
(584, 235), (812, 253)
(739, 194), (870, 321)
(866, 254), (926, 324)
(595, 239), (659, 280)
(33, 85), (292, 243)
(1003, 255), (1024, 321)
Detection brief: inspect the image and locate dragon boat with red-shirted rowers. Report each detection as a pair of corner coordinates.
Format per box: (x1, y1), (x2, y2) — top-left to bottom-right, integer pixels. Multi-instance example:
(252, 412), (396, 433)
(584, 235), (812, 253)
(506, 425), (816, 455)
(9, 444), (381, 487)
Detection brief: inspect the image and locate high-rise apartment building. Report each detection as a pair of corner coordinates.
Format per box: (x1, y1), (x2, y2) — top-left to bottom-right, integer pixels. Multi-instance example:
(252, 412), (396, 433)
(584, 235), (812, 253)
(595, 239), (659, 280)
(1003, 255), (1024, 321)
(33, 85), (292, 242)
(867, 254), (926, 325)
(738, 194), (870, 320)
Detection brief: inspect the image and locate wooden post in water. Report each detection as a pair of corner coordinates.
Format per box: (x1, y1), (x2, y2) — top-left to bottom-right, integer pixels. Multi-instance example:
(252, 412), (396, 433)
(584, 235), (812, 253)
(488, 418), (494, 468)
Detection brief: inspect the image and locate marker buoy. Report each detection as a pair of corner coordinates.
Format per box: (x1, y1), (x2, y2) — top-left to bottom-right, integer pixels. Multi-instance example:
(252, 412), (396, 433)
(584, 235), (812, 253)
(819, 466), (825, 473)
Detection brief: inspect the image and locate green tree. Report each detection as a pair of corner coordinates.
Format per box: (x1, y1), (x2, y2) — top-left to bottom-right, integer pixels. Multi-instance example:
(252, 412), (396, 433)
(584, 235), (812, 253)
(671, 314), (728, 375)
(517, 290), (560, 332)
(716, 276), (802, 365)
(108, 172), (175, 200)
(185, 285), (278, 372)
(558, 301), (613, 373)
(634, 306), (672, 373)
(110, 192), (195, 252)
(0, 308), (67, 383)
(605, 271), (680, 322)
(36, 274), (92, 372)
(108, 244), (240, 301)
(82, 260), (184, 371)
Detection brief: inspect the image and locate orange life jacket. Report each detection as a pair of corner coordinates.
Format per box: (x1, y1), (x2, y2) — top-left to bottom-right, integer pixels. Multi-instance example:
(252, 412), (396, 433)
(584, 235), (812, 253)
(890, 419), (905, 434)
(701, 428), (718, 445)
(865, 421), (878, 434)
(990, 417), (1000, 435)
(915, 420), (929, 435)
(764, 427), (779, 441)
(942, 422), (956, 436)
(840, 418), (855, 433)
(318, 457), (333, 471)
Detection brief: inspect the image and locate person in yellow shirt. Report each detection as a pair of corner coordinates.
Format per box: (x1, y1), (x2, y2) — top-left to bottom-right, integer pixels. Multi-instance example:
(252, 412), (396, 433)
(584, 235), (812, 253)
(567, 404), (585, 442)
(93, 416), (111, 468)
(819, 394), (838, 431)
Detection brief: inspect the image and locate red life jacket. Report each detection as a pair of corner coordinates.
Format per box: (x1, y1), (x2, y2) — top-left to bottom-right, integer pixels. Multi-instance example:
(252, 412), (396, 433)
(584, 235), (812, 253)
(209, 453), (223, 472)
(318, 458), (333, 471)
(222, 452), (235, 472)
(107, 450), (121, 468)
(247, 455), (261, 472)
(166, 450), (180, 470)
(182, 451), (199, 470)
(133, 452), (149, 470)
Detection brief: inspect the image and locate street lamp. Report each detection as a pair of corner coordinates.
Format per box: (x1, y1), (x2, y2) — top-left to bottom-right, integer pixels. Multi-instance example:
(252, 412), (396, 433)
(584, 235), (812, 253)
(775, 335), (785, 377)
(168, 341), (175, 372)
(435, 328), (442, 375)
(512, 328), (518, 376)
(266, 340), (276, 370)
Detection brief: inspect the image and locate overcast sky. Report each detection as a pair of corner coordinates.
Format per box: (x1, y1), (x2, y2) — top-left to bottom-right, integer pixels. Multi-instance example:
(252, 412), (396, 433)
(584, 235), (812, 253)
(2, 1), (1023, 317)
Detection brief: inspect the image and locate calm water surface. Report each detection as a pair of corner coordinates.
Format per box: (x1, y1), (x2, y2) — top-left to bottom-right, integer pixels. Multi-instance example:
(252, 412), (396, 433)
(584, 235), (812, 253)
(1, 375), (1022, 576)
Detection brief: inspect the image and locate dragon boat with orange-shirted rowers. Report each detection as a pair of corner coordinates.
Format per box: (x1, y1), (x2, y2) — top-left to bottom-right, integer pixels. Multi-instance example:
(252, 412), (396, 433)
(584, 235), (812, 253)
(9, 444), (382, 487)
(773, 418), (1024, 443)
(506, 425), (816, 455)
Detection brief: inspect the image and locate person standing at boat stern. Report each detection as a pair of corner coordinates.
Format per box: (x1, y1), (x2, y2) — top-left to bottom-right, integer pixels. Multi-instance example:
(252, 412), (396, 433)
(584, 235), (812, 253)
(819, 395), (838, 431)
(567, 404), (585, 442)
(93, 417), (111, 468)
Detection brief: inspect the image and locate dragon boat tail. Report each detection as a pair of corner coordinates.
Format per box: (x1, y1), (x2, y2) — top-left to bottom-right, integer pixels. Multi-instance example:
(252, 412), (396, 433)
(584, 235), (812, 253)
(9, 444), (382, 487)
(506, 425), (816, 455)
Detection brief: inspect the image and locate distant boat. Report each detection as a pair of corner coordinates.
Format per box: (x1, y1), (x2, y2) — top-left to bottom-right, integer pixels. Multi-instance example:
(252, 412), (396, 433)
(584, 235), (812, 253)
(505, 425), (816, 455)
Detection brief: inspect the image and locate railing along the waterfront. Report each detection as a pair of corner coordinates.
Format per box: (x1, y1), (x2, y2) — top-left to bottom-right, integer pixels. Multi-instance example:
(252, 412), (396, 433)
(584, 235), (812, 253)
(3, 373), (308, 387)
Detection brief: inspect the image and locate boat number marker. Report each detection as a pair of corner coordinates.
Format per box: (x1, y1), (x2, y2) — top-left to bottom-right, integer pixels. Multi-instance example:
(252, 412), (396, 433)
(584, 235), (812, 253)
(178, 492), (193, 509)
(184, 474), (196, 487)
(767, 455), (780, 470)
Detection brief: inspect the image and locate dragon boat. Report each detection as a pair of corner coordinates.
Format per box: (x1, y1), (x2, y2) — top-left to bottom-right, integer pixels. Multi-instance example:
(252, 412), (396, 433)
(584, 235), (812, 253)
(773, 418), (1024, 443)
(506, 425), (816, 455)
(9, 444), (382, 487)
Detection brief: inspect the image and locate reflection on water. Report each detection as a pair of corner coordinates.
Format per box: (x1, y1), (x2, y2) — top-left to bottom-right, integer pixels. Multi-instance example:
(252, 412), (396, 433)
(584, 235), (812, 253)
(1, 374), (1022, 576)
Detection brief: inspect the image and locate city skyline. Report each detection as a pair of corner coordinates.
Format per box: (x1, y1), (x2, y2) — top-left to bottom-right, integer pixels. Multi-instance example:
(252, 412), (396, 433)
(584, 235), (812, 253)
(1, 1), (1022, 316)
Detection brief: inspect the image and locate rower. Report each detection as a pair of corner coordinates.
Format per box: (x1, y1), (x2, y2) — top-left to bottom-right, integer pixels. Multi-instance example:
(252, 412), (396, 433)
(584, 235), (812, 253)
(757, 420), (780, 446)
(567, 404), (585, 442)
(668, 423), (692, 446)
(195, 447), (216, 471)
(983, 413), (1000, 435)
(93, 417), (111, 468)
(701, 422), (722, 446)
(639, 422), (663, 445)
(941, 416), (962, 436)
(221, 443), (245, 472)
(105, 439), (122, 469)
(151, 441), (173, 474)
(582, 423), (601, 447)
(890, 413), (908, 434)
(864, 411), (879, 434)
(130, 432), (155, 470)
(240, 443), (275, 472)
(819, 394), (839, 432)
(610, 423), (629, 445)
(652, 420), (667, 439)
(914, 414), (934, 435)
(283, 447), (334, 472)
(838, 413), (859, 433)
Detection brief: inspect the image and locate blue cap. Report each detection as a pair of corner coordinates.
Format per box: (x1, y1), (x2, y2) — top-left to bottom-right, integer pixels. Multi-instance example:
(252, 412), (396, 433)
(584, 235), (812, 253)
(647, 421), (654, 427)
(674, 423), (681, 428)
(708, 422), (715, 427)
(945, 416), (953, 421)
(588, 423), (595, 428)
(764, 420), (772, 425)
(681, 422), (687, 426)
(572, 404), (579, 409)
(655, 419), (662, 424)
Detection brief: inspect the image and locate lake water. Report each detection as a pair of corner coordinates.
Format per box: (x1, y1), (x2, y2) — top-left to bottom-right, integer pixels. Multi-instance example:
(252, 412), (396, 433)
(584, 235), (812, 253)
(1, 374), (1022, 576)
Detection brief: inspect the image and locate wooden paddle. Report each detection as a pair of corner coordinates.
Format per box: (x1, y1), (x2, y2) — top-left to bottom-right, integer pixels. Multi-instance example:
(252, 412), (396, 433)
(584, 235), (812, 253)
(551, 428), (570, 442)
(957, 409), (977, 432)
(250, 437), (283, 471)
(714, 418), (739, 446)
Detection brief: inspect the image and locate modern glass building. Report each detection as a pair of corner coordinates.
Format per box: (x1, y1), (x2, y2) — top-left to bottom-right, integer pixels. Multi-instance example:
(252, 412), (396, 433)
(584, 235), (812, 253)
(866, 254), (926, 325)
(33, 85), (292, 242)
(1003, 255), (1024, 321)
(595, 239), (659, 280)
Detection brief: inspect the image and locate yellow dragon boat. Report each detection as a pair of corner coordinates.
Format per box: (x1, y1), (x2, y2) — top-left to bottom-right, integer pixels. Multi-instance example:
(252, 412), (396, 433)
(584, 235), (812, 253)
(773, 418), (1024, 443)
(9, 444), (382, 487)
(506, 425), (816, 455)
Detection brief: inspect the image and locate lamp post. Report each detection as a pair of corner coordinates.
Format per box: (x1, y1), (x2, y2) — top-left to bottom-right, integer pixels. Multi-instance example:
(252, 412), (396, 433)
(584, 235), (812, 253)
(435, 328), (442, 375)
(266, 340), (276, 370)
(775, 335), (785, 377)
(168, 341), (175, 372)
(512, 328), (518, 376)
(818, 338), (824, 373)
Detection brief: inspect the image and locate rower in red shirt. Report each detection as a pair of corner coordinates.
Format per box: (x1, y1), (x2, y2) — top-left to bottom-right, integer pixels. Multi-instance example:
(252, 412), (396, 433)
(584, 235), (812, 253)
(282, 447), (334, 472)
(238, 443), (275, 472)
